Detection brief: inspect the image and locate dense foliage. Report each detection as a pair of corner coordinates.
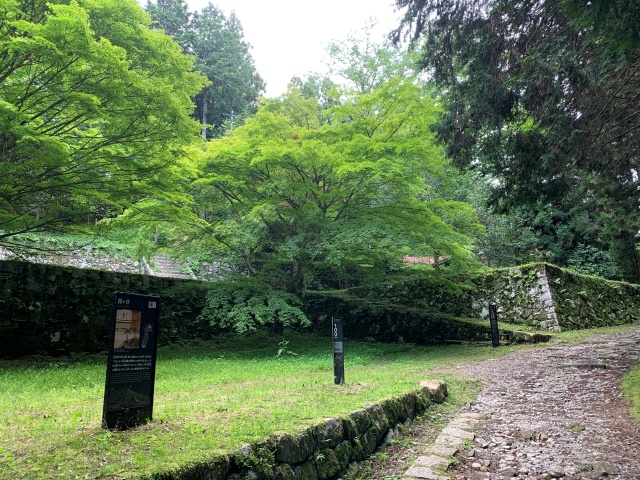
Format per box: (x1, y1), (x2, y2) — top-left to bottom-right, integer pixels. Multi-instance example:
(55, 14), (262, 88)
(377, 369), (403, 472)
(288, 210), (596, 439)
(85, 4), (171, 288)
(183, 38), (483, 301)
(0, 0), (207, 253)
(393, 0), (640, 281)
(198, 280), (310, 334)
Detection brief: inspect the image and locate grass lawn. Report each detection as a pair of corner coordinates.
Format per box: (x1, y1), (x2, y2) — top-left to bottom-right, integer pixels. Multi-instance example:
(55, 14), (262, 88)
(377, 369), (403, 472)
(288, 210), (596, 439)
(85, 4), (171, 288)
(0, 326), (637, 479)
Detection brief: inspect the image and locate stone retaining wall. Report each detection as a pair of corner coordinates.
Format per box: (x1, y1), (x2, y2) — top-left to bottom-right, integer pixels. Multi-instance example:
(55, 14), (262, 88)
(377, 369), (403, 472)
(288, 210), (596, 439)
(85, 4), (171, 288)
(142, 381), (448, 480)
(0, 260), (210, 357)
(471, 263), (640, 331)
(305, 264), (640, 341)
(471, 264), (562, 330)
(3, 257), (638, 357)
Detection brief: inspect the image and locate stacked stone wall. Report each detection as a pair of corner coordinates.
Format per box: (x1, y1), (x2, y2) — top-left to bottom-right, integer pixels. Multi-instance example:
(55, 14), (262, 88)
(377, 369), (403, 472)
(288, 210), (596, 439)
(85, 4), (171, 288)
(0, 260), (210, 357)
(470, 264), (561, 330)
(308, 263), (640, 337)
(470, 264), (640, 331)
(3, 258), (639, 357)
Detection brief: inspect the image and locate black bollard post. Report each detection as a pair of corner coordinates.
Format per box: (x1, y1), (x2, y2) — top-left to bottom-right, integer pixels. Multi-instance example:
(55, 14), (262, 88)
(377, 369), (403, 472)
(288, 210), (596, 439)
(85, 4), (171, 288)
(489, 304), (499, 348)
(332, 317), (344, 384)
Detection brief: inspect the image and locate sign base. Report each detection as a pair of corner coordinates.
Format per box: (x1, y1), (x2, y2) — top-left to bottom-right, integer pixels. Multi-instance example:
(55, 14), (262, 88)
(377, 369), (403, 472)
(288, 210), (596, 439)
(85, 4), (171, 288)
(102, 406), (153, 430)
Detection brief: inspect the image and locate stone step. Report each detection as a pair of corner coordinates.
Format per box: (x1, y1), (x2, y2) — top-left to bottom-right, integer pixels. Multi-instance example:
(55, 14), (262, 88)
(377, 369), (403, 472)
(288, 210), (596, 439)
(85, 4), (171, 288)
(401, 411), (486, 480)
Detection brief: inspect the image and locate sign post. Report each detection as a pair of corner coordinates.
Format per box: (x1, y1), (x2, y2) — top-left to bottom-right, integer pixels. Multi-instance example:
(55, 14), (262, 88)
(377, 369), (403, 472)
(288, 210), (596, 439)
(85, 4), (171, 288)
(102, 292), (160, 430)
(489, 304), (499, 348)
(332, 317), (344, 385)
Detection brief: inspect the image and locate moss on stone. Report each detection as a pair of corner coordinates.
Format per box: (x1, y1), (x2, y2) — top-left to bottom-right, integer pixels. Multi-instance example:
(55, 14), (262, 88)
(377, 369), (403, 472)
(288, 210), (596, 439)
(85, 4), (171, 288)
(334, 440), (352, 471)
(314, 448), (340, 480)
(341, 416), (358, 441)
(313, 418), (343, 449)
(273, 463), (296, 480)
(274, 428), (316, 465)
(349, 436), (366, 462)
(366, 404), (390, 444)
(360, 429), (379, 458)
(380, 397), (403, 425)
(348, 410), (371, 438)
(294, 461), (318, 480)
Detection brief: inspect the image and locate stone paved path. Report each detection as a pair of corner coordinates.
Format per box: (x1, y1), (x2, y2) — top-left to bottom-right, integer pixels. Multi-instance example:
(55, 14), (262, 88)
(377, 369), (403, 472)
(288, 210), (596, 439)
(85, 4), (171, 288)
(400, 411), (485, 480)
(402, 329), (640, 480)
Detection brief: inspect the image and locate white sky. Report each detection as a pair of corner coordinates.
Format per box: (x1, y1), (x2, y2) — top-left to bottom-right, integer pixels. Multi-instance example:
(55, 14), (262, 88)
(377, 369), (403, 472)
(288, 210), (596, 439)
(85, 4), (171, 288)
(182, 0), (404, 97)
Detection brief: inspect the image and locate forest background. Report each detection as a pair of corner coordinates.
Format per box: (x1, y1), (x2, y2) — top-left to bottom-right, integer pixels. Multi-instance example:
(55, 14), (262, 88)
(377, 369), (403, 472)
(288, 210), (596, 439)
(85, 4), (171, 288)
(1, 0), (639, 334)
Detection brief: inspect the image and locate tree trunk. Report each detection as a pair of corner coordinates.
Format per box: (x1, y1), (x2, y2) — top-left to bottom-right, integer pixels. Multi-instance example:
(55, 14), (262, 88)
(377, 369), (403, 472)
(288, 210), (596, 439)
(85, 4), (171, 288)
(433, 252), (441, 273)
(287, 259), (306, 295)
(242, 251), (257, 277)
(200, 89), (208, 139)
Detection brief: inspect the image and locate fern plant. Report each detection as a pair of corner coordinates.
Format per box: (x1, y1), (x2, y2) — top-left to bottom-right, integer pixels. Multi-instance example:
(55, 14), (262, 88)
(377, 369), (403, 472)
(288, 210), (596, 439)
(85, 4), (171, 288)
(198, 280), (311, 334)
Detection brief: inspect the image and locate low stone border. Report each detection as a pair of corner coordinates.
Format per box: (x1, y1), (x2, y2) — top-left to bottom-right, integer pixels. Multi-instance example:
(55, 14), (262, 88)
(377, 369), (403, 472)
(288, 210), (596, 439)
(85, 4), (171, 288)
(143, 381), (448, 480)
(507, 331), (553, 344)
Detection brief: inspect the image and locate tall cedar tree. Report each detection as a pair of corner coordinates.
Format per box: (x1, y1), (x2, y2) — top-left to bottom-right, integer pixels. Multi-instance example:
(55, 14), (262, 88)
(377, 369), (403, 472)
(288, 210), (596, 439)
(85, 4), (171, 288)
(146, 0), (264, 138)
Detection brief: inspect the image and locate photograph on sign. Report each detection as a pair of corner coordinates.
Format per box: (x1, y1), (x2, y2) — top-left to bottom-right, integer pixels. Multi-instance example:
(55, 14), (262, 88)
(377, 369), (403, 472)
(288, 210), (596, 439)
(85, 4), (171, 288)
(114, 309), (142, 349)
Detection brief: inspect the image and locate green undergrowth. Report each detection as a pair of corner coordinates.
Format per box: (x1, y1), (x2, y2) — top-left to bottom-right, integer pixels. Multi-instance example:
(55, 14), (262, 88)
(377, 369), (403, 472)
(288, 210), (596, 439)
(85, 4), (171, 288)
(0, 332), (527, 480)
(622, 364), (640, 422)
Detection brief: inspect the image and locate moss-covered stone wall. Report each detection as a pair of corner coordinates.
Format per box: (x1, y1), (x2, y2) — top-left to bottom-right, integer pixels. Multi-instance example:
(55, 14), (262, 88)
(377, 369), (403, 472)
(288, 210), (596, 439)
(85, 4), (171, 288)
(3, 259), (638, 358)
(469, 263), (640, 331)
(306, 263), (640, 338)
(303, 291), (489, 344)
(467, 264), (560, 330)
(0, 260), (211, 357)
(544, 264), (640, 330)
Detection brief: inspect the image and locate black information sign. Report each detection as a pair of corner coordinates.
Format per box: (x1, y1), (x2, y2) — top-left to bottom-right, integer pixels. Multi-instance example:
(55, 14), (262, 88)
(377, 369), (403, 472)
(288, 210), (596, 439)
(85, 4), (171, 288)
(489, 304), (499, 348)
(103, 292), (160, 430)
(332, 317), (344, 384)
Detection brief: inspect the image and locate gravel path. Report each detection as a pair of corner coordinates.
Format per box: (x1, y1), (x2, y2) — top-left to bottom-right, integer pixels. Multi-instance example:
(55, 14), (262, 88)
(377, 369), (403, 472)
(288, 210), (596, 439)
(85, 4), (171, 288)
(449, 330), (640, 479)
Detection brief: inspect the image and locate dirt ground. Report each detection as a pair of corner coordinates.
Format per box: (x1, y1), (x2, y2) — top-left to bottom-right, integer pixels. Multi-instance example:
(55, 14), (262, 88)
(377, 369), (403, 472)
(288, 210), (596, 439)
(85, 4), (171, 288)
(349, 329), (640, 480)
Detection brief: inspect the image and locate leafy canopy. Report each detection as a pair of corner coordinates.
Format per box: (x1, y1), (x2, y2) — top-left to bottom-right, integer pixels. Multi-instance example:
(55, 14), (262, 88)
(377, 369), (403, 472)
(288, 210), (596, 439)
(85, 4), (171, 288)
(188, 38), (483, 296)
(146, 0), (265, 138)
(0, 0), (207, 252)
